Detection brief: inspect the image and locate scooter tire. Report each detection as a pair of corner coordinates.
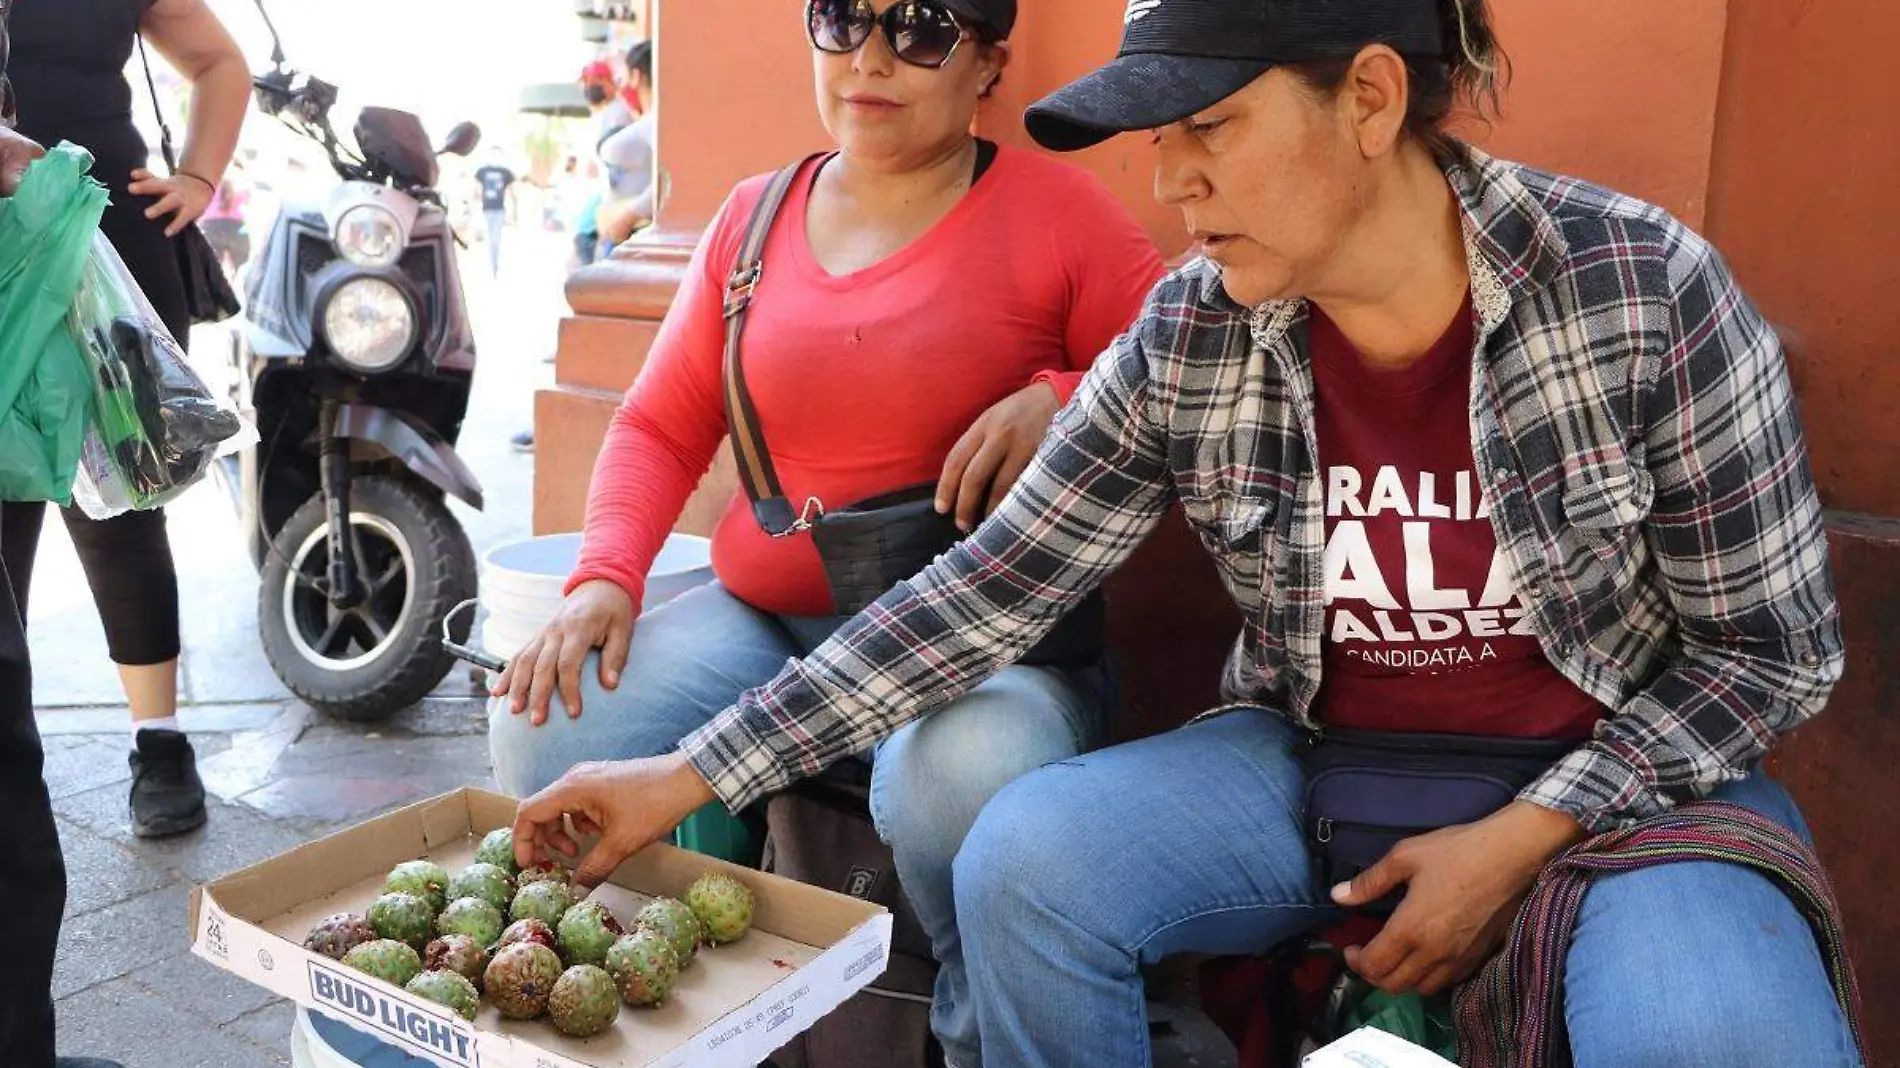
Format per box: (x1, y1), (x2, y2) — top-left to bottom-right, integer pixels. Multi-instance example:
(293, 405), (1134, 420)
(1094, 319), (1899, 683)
(259, 474), (477, 721)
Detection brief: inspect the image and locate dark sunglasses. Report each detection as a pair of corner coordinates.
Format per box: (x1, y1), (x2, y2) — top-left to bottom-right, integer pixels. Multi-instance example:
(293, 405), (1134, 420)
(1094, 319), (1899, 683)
(806, 0), (975, 71)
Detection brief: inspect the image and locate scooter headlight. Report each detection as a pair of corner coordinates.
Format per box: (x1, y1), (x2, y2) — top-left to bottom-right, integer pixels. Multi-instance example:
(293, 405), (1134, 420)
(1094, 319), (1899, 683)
(321, 276), (417, 373)
(333, 204), (405, 269)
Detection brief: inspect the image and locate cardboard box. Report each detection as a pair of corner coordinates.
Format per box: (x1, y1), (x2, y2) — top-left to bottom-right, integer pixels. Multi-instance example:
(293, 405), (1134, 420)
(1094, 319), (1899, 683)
(189, 788), (892, 1068)
(1303, 1027), (1459, 1068)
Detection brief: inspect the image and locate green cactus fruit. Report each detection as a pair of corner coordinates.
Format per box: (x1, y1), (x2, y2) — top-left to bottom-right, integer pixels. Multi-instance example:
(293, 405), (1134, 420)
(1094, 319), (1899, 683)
(437, 897), (505, 947)
(475, 828), (520, 876)
(685, 873), (756, 944)
(556, 900), (626, 967)
(510, 879), (575, 926)
(304, 912), (377, 961)
(634, 897), (703, 966)
(423, 934), (488, 989)
(493, 917), (558, 954)
(484, 942), (564, 1019)
(446, 863), (515, 913)
(342, 938), (422, 987)
(405, 969), (480, 1022)
(369, 892), (437, 950)
(384, 860), (451, 915)
(548, 964), (621, 1038)
(516, 861), (571, 888)
(604, 928), (681, 1007)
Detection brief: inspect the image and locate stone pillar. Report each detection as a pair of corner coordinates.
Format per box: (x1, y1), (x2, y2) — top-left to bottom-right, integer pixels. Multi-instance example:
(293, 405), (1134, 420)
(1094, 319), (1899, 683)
(534, 0), (829, 539)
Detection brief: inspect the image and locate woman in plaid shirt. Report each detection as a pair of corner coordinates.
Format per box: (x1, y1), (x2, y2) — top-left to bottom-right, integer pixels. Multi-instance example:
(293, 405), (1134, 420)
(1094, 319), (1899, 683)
(515, 1), (1858, 1065)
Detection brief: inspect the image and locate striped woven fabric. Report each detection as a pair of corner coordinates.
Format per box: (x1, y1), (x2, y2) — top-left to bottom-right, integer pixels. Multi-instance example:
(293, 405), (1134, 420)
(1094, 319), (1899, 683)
(1453, 801), (1864, 1068)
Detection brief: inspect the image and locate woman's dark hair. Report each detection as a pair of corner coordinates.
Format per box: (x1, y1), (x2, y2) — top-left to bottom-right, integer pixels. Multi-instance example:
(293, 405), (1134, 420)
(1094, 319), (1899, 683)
(1284, 0), (1510, 157)
(625, 40), (655, 81)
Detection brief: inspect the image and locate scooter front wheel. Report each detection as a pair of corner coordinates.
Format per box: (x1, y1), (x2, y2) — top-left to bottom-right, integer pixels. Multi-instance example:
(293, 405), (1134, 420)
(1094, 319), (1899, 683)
(259, 475), (477, 721)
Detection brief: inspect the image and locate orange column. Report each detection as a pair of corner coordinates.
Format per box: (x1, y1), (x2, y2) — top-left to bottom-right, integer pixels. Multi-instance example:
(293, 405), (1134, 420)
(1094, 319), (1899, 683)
(534, 0), (831, 536)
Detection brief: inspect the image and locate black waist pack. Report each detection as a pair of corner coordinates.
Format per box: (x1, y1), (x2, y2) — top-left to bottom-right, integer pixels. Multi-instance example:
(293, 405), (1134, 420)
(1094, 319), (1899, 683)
(809, 483), (1106, 667)
(1300, 727), (1575, 914)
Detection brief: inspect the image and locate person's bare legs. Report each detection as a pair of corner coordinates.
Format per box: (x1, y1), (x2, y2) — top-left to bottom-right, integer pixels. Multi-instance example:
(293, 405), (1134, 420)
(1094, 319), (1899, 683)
(119, 660), (179, 724)
(52, 506), (203, 838)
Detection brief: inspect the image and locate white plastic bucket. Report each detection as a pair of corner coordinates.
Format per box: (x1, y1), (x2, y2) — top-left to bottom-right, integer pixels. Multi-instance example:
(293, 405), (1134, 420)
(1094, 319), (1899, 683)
(292, 1006), (435, 1067)
(478, 531), (713, 661)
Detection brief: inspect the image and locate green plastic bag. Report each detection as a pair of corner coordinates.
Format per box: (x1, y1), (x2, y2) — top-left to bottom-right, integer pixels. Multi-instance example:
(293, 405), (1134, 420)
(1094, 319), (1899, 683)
(1338, 980), (1462, 1063)
(0, 143), (109, 504)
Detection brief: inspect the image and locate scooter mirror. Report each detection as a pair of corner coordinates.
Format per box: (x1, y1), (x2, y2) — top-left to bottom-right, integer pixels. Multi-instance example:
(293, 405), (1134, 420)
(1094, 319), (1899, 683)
(437, 122), (481, 157)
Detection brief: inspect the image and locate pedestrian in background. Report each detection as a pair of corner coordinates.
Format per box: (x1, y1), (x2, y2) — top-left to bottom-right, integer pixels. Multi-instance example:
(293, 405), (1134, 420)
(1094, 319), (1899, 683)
(472, 147), (517, 277)
(596, 39), (657, 249)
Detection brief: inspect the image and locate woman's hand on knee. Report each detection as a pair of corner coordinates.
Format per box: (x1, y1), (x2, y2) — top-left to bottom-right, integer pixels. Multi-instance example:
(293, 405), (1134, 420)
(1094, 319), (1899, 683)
(1335, 801), (1586, 995)
(935, 381), (1062, 532)
(492, 579), (636, 725)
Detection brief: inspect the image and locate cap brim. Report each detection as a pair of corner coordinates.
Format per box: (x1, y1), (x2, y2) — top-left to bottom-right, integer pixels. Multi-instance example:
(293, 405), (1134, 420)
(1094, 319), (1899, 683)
(1026, 54), (1272, 152)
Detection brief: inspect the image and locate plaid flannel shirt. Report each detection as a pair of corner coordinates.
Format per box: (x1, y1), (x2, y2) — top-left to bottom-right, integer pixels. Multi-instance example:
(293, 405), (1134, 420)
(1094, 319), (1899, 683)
(681, 145), (1843, 833)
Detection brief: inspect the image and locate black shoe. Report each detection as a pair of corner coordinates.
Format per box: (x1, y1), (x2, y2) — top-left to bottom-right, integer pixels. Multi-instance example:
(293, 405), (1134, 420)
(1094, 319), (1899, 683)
(510, 430), (535, 453)
(129, 729), (208, 839)
(57, 1058), (127, 1068)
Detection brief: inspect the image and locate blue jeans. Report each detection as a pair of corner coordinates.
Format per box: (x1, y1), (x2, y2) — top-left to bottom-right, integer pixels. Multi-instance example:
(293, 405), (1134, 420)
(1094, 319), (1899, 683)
(952, 707), (1860, 1068)
(488, 581), (1112, 1061)
(482, 208), (505, 275)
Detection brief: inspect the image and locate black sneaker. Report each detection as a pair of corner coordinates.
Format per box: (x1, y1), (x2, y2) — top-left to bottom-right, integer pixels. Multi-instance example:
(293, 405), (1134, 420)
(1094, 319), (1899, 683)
(510, 430), (535, 453)
(129, 729), (208, 839)
(57, 1059), (127, 1068)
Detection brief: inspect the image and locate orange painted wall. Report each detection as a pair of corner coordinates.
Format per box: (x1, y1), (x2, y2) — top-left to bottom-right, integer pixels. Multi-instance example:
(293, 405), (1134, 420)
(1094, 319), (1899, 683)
(650, 1), (1730, 253)
(1705, 0), (1900, 517)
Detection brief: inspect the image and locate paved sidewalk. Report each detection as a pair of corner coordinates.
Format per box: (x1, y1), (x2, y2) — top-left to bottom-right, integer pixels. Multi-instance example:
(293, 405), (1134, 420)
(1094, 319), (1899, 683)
(44, 693), (497, 1067)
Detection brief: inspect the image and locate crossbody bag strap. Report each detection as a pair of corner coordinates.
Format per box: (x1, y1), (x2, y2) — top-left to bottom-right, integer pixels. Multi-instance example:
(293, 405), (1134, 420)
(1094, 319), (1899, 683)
(133, 35), (180, 172)
(723, 152), (830, 536)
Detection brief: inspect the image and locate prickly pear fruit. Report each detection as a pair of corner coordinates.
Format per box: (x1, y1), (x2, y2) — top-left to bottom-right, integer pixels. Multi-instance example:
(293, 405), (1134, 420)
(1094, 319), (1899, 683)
(423, 934), (487, 988)
(510, 879), (574, 926)
(342, 938), (422, 987)
(685, 872), (756, 944)
(437, 897), (505, 947)
(447, 863), (515, 913)
(516, 861), (571, 888)
(556, 899), (625, 967)
(304, 912), (376, 961)
(493, 917), (558, 954)
(604, 928), (681, 1007)
(634, 897), (702, 966)
(483, 942), (563, 1019)
(475, 827), (519, 875)
(369, 891), (437, 950)
(548, 964), (621, 1037)
(384, 860), (450, 914)
(406, 969), (480, 1022)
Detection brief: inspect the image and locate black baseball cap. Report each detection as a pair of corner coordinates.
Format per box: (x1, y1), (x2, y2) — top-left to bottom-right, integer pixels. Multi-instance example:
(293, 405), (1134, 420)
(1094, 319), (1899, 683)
(943, 0), (1017, 38)
(1026, 0), (1444, 151)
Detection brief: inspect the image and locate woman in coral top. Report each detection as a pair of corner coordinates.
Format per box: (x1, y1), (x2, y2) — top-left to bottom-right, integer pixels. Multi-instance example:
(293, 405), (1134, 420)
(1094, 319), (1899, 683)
(489, 0), (1162, 1041)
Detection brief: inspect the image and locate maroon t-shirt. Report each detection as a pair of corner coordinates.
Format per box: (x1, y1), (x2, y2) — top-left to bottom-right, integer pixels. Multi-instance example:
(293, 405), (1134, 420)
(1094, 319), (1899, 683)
(1310, 295), (1605, 739)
